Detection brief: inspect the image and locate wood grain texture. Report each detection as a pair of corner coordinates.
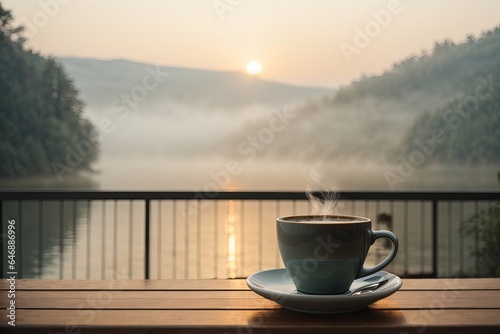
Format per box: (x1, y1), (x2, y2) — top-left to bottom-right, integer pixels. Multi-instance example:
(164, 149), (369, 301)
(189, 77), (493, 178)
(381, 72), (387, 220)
(1, 278), (499, 334)
(2, 278), (499, 291)
(0, 279), (250, 291)
(1, 309), (500, 333)
(1, 290), (499, 310)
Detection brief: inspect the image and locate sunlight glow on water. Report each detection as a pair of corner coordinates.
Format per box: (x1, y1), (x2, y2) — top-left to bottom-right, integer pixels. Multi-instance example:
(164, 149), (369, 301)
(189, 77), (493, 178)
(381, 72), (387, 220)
(226, 200), (237, 278)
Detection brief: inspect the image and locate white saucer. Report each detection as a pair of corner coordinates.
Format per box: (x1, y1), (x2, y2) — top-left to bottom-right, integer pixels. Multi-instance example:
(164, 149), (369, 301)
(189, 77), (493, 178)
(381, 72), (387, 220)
(247, 269), (402, 313)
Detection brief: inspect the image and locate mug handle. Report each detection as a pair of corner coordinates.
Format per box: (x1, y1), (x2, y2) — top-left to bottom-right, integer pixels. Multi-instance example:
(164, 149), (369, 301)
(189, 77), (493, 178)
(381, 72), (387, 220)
(359, 230), (399, 277)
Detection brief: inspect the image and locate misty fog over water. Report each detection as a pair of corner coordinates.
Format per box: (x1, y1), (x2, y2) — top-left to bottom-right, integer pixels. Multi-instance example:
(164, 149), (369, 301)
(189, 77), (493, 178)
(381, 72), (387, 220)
(3, 92), (497, 191)
(4, 85), (498, 191)
(95, 155), (499, 191)
(86, 101), (497, 192)
(48, 39), (500, 193)
(2, 47), (499, 191)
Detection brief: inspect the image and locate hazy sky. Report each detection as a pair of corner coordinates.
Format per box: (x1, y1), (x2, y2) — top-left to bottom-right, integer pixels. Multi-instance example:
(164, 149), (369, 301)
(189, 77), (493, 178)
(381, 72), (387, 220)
(4, 0), (500, 88)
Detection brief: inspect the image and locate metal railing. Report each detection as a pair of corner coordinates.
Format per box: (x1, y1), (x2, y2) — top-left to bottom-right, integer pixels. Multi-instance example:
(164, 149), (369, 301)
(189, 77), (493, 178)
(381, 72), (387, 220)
(1, 191), (498, 279)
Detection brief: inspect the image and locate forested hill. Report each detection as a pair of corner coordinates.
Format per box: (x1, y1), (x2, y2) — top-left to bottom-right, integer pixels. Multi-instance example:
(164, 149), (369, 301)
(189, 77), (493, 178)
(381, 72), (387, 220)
(0, 4), (98, 178)
(395, 27), (500, 166)
(224, 25), (500, 167)
(334, 26), (500, 105)
(397, 61), (500, 166)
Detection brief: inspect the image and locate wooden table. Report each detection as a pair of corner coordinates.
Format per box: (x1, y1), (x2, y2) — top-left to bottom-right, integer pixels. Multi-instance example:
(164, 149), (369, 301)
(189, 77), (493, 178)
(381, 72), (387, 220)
(1, 278), (500, 333)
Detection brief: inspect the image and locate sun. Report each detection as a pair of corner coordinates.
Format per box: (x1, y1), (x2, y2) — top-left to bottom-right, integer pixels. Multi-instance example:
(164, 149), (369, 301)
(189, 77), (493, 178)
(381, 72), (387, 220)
(245, 60), (262, 75)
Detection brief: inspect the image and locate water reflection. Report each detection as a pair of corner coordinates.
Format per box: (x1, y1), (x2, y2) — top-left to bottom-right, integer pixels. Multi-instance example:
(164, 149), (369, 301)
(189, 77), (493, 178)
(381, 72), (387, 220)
(0, 174), (99, 189)
(1, 196), (488, 279)
(1, 200), (87, 278)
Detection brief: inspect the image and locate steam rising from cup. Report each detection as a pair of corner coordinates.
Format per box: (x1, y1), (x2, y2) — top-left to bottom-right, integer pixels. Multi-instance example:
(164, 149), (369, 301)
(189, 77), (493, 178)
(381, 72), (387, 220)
(306, 170), (344, 218)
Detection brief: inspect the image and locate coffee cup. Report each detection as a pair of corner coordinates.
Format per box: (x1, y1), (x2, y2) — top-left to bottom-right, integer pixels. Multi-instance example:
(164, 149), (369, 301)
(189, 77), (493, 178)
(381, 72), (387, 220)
(277, 214), (398, 295)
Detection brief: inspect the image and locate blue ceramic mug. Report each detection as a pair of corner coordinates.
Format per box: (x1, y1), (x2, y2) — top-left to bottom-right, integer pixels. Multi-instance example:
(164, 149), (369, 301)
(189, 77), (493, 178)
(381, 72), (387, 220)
(277, 214), (398, 295)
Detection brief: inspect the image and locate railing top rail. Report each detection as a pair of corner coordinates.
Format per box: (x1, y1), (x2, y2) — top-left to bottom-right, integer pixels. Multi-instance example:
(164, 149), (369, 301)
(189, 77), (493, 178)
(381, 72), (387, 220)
(0, 190), (498, 201)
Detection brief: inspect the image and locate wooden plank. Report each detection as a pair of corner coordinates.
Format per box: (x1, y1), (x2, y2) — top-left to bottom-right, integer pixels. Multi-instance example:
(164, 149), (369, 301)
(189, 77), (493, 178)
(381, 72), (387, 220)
(0, 279), (249, 291)
(372, 290), (500, 309)
(0, 309), (499, 333)
(0, 291), (276, 310)
(400, 278), (500, 290)
(0, 290), (261, 301)
(0, 297), (280, 310)
(2, 279), (499, 333)
(2, 278), (499, 291)
(2, 290), (499, 310)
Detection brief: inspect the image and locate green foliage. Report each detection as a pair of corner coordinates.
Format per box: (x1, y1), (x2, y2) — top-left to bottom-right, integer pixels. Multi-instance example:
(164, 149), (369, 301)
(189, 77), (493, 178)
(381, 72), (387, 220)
(335, 27), (500, 104)
(272, 25), (500, 165)
(388, 26), (500, 166)
(0, 3), (23, 40)
(460, 172), (500, 277)
(0, 2), (98, 178)
(398, 73), (500, 165)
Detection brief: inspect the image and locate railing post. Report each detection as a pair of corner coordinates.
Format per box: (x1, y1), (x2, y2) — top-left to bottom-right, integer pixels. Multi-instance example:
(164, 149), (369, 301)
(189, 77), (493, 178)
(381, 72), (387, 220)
(432, 199), (438, 278)
(0, 199), (3, 279)
(145, 198), (150, 279)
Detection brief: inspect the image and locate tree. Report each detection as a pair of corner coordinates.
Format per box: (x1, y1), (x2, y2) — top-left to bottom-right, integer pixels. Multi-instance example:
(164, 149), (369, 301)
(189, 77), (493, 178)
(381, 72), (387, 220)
(0, 3), (23, 43)
(460, 171), (500, 277)
(0, 2), (98, 178)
